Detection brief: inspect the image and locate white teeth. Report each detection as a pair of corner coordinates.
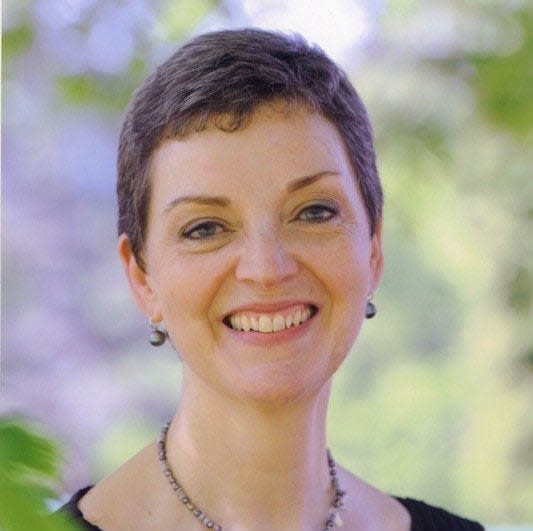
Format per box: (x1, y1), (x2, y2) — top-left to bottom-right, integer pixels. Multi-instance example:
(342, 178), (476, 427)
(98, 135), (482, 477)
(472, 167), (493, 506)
(272, 315), (285, 332)
(241, 314), (251, 331)
(258, 315), (273, 332)
(227, 306), (315, 333)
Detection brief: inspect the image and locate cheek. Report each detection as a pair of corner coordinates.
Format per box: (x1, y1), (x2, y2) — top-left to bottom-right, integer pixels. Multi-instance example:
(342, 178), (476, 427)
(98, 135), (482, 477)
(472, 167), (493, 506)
(319, 239), (371, 349)
(155, 256), (224, 332)
(314, 233), (371, 298)
(157, 268), (216, 367)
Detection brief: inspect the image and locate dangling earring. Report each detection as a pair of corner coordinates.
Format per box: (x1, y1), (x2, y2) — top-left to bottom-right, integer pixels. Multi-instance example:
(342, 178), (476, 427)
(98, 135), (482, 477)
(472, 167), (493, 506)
(149, 317), (166, 346)
(365, 292), (377, 319)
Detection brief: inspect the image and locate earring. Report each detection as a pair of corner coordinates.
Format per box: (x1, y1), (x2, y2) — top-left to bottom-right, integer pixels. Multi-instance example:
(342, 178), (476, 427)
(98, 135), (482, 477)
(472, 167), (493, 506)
(149, 317), (166, 346)
(365, 293), (377, 319)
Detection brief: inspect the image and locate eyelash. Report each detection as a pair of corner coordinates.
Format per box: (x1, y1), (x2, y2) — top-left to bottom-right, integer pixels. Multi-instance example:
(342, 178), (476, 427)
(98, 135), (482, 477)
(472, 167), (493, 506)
(296, 203), (339, 223)
(181, 203), (339, 241)
(182, 220), (225, 240)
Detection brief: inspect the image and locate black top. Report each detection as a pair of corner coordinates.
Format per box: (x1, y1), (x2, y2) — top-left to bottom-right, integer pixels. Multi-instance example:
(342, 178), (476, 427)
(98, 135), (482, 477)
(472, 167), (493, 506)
(54, 486), (485, 530)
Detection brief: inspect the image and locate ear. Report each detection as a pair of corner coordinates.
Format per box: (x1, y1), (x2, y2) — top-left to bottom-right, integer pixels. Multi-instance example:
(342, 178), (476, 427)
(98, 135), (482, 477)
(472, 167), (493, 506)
(118, 234), (162, 322)
(369, 216), (384, 291)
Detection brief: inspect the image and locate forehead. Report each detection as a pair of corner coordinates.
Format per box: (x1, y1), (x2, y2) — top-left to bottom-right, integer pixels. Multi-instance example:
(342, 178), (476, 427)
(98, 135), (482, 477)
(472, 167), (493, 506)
(149, 104), (355, 199)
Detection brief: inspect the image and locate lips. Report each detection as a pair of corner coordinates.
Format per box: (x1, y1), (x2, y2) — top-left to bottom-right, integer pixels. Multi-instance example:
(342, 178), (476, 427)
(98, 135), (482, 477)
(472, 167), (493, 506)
(223, 303), (318, 333)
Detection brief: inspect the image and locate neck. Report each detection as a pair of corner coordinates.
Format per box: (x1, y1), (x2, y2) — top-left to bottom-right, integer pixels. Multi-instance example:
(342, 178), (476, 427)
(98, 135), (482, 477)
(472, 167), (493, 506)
(164, 377), (334, 530)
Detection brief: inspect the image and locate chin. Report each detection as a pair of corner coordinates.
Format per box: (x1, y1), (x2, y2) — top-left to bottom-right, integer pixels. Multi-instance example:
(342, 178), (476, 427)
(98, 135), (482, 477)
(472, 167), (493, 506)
(228, 364), (332, 408)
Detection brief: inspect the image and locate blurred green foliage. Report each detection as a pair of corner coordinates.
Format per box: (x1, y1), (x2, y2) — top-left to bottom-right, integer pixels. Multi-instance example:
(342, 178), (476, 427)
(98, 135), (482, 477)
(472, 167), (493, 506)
(54, 60), (145, 112)
(2, 24), (33, 56)
(156, 0), (218, 41)
(470, 8), (533, 137)
(0, 417), (77, 530)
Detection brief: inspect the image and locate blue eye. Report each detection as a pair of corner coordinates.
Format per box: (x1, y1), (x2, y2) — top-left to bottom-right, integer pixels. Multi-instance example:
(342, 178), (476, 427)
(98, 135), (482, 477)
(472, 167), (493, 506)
(182, 221), (224, 240)
(297, 204), (339, 223)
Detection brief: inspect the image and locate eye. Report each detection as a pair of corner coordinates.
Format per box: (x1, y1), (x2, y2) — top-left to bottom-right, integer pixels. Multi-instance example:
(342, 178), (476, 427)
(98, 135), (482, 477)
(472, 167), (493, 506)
(296, 203), (339, 223)
(182, 220), (225, 240)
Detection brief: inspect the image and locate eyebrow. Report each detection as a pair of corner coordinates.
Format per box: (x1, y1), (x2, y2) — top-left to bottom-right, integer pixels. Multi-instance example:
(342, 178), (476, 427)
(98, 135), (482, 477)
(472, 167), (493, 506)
(164, 194), (230, 213)
(286, 170), (339, 193)
(164, 170), (339, 214)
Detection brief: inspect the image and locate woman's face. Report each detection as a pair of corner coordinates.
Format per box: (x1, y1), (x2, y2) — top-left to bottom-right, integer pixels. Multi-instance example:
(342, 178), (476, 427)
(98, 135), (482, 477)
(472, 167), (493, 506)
(121, 103), (383, 405)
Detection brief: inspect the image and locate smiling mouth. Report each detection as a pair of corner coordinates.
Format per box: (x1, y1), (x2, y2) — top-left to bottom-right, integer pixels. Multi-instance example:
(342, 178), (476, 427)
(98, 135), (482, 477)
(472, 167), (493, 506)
(223, 304), (318, 333)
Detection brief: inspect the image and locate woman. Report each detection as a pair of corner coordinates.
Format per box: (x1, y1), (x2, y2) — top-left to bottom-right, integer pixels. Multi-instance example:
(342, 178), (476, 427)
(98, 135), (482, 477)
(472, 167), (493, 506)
(56, 29), (484, 530)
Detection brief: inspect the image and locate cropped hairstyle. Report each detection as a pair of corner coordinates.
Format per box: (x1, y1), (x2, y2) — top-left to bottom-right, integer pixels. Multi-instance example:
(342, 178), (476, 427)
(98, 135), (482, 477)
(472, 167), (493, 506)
(117, 28), (382, 270)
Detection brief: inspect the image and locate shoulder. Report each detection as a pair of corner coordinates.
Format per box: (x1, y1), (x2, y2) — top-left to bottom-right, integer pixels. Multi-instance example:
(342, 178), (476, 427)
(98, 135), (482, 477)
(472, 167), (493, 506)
(337, 466), (484, 531)
(395, 497), (485, 531)
(337, 467), (411, 530)
(52, 486), (101, 530)
(67, 441), (182, 530)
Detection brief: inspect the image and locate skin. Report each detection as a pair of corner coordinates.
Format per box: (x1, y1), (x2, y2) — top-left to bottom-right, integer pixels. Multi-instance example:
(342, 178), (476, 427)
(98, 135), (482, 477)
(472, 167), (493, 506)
(79, 103), (410, 530)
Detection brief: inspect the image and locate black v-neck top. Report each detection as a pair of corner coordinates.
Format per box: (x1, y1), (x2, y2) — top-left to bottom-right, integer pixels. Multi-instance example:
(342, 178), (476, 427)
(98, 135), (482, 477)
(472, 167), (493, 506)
(54, 486), (485, 530)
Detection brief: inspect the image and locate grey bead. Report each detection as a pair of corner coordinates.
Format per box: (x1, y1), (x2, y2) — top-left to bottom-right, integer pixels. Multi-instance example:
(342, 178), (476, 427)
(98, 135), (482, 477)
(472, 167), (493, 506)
(149, 329), (166, 346)
(365, 300), (377, 319)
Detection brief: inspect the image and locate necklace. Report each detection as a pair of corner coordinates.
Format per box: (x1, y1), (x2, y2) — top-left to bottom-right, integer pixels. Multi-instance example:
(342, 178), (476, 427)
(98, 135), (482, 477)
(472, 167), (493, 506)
(158, 421), (346, 530)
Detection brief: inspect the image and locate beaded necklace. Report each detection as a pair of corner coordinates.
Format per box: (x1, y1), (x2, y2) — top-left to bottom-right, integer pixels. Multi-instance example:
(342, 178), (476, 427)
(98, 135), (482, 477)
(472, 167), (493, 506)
(158, 422), (346, 530)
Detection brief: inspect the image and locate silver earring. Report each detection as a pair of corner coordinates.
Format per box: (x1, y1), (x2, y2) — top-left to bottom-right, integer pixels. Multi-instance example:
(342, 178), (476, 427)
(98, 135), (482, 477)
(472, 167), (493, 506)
(149, 317), (166, 346)
(365, 293), (376, 319)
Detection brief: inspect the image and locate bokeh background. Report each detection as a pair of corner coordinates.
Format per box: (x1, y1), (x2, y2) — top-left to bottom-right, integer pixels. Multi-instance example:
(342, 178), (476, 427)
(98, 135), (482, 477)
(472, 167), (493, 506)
(2, 0), (532, 528)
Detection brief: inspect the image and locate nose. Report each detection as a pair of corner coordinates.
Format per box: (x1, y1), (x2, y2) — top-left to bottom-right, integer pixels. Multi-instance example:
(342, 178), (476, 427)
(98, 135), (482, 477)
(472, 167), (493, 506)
(235, 228), (299, 288)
